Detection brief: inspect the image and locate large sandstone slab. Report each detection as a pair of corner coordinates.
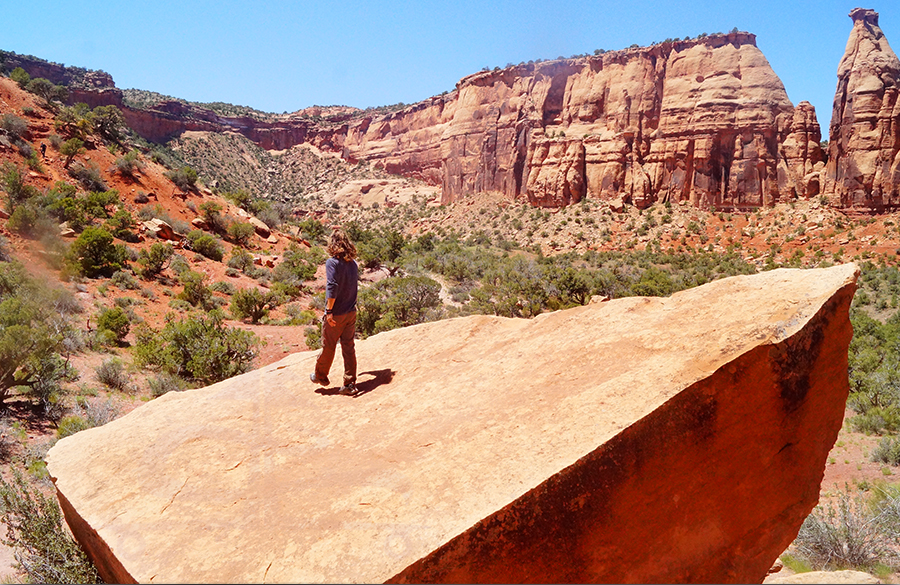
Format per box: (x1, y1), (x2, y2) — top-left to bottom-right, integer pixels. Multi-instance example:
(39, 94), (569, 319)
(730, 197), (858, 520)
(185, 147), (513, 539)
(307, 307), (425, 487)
(47, 264), (858, 583)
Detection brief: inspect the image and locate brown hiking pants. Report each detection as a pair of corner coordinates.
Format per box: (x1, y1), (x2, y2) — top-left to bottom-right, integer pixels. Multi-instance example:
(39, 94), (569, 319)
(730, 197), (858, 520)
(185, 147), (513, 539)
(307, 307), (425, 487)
(314, 311), (357, 386)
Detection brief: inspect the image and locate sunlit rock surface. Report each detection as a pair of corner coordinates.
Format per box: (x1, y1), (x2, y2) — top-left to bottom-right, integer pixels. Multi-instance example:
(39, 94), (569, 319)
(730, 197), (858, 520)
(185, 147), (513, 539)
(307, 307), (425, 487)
(47, 264), (857, 583)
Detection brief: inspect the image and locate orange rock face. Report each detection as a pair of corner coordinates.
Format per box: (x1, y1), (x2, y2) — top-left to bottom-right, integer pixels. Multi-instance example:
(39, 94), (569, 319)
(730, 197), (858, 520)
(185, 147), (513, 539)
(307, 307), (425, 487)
(46, 264), (857, 584)
(12, 34), (823, 211)
(338, 34), (824, 210)
(825, 8), (900, 210)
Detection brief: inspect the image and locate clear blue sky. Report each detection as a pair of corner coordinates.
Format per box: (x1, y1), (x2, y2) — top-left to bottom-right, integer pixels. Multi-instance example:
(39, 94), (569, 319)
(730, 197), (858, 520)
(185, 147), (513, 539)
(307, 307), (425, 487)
(5, 1), (899, 130)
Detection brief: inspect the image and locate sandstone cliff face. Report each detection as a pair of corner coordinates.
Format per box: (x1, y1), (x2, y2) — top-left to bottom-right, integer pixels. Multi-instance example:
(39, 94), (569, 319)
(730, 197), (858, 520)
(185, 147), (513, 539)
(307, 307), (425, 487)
(335, 34), (824, 210)
(825, 8), (900, 210)
(46, 264), (857, 584)
(10, 34), (824, 211)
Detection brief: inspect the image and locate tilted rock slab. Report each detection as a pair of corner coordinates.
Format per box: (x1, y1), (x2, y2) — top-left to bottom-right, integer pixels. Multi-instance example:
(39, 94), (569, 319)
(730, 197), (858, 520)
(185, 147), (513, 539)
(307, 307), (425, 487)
(825, 8), (900, 210)
(47, 264), (857, 584)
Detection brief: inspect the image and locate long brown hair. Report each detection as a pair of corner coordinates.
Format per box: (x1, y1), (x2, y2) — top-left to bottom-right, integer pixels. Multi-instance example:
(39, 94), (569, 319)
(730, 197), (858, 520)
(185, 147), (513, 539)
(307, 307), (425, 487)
(327, 228), (357, 261)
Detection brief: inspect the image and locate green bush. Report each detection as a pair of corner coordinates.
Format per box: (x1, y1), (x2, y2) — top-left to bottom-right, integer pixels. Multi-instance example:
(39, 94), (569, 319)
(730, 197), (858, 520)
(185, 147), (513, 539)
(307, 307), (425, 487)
(357, 275), (442, 338)
(177, 270), (214, 309)
(56, 414), (91, 439)
(148, 371), (186, 397)
(186, 230), (224, 261)
(133, 310), (259, 383)
(0, 469), (101, 583)
(90, 105), (126, 142)
(227, 247), (255, 272)
(873, 436), (900, 466)
(165, 166), (198, 191)
(66, 226), (128, 277)
(298, 218), (327, 244)
(115, 149), (145, 177)
(136, 242), (174, 279)
(1, 113), (27, 139)
(227, 221), (256, 247)
(1, 162), (40, 211)
(9, 67), (30, 88)
(67, 161), (106, 191)
(25, 77), (67, 105)
(271, 243), (324, 293)
(105, 208), (139, 242)
(110, 269), (140, 291)
(0, 262), (79, 406)
(230, 287), (280, 323)
(6, 204), (40, 236)
(95, 357), (130, 391)
(58, 137), (85, 168)
(304, 325), (322, 349)
(791, 487), (899, 571)
(97, 306), (130, 343)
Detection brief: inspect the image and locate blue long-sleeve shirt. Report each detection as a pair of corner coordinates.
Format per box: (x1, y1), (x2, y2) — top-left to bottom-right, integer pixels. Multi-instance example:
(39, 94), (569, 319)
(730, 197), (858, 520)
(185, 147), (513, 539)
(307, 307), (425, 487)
(325, 257), (359, 315)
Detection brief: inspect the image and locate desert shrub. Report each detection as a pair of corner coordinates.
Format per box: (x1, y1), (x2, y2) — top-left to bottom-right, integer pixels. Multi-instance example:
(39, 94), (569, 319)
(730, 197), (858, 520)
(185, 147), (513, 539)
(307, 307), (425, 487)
(105, 208), (139, 242)
(847, 307), (900, 434)
(271, 243), (325, 294)
(284, 304), (317, 326)
(178, 270), (214, 309)
(136, 242), (174, 279)
(56, 415), (91, 439)
(1, 162), (40, 211)
(0, 262), (78, 406)
(185, 229), (224, 262)
(0, 113), (27, 139)
(209, 282), (235, 296)
(791, 487), (899, 571)
(164, 166), (198, 191)
(227, 247), (255, 272)
(223, 190), (254, 210)
(6, 205), (41, 237)
(230, 287), (280, 323)
(198, 201), (227, 231)
(78, 397), (121, 428)
(872, 436), (900, 466)
(58, 137), (85, 168)
(96, 306), (130, 343)
(357, 275), (442, 338)
(110, 269), (139, 291)
(227, 221), (256, 247)
(67, 161), (106, 191)
(133, 310), (259, 383)
(95, 357), (130, 391)
(148, 371), (186, 397)
(115, 149), (145, 176)
(304, 325), (322, 349)
(0, 468), (101, 583)
(90, 105), (126, 142)
(66, 226), (128, 277)
(9, 67), (30, 88)
(24, 77), (67, 106)
(298, 218), (328, 244)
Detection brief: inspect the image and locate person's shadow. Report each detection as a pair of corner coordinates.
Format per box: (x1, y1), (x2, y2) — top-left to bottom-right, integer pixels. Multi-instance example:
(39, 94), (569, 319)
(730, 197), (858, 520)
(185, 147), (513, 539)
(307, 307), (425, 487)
(315, 369), (394, 398)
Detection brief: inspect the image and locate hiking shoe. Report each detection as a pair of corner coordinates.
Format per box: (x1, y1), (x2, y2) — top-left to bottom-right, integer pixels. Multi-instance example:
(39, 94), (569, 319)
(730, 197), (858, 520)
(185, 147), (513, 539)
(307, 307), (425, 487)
(338, 383), (357, 396)
(310, 372), (329, 386)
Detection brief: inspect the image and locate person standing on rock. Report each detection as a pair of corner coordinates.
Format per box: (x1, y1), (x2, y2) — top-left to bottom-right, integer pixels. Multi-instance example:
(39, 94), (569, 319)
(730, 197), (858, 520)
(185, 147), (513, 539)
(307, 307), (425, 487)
(310, 228), (359, 395)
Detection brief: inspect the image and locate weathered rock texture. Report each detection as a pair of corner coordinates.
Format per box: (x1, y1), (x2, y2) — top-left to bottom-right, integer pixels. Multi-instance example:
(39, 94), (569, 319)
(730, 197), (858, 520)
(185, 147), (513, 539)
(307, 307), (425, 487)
(8, 35), (823, 210)
(825, 8), (900, 210)
(342, 34), (824, 211)
(47, 264), (857, 584)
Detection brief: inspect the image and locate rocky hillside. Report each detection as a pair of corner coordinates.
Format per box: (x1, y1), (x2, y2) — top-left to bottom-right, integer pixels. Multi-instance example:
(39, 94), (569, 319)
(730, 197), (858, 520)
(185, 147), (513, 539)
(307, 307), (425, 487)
(5, 9), (898, 215)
